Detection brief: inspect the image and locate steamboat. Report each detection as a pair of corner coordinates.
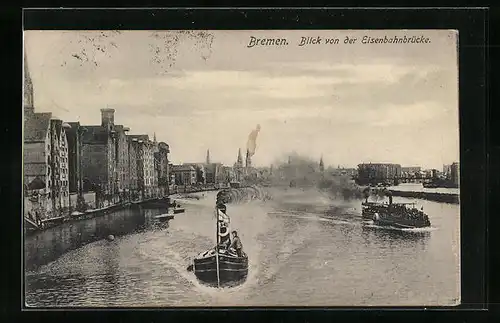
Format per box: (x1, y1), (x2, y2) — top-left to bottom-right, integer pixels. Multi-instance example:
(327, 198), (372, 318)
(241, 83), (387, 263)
(186, 191), (248, 288)
(361, 193), (431, 229)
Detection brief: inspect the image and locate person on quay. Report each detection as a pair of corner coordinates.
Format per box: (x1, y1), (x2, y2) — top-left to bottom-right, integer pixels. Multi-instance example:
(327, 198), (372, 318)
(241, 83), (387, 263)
(229, 230), (244, 257)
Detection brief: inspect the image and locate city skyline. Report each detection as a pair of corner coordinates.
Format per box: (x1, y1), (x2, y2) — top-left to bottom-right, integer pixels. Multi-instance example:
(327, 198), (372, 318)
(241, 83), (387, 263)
(25, 30), (459, 169)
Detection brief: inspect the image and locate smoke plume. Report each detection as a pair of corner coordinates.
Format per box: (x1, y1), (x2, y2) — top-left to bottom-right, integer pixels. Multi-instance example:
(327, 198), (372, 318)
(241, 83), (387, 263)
(246, 124), (261, 157)
(270, 152), (363, 201)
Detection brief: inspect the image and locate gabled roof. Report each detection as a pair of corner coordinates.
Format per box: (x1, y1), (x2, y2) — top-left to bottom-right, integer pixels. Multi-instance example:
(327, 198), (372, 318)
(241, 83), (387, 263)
(26, 176), (46, 190)
(24, 112), (52, 142)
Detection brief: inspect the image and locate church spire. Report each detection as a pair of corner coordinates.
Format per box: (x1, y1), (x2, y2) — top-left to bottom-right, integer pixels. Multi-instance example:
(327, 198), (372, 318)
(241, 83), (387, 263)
(153, 132), (157, 143)
(236, 148), (243, 166)
(24, 47), (34, 109)
(206, 149), (211, 164)
(319, 155), (324, 172)
(245, 149), (252, 168)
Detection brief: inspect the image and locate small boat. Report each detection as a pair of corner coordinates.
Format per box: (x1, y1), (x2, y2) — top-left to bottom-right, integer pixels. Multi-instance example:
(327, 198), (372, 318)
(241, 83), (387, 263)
(187, 201), (248, 288)
(189, 246), (248, 288)
(154, 214), (174, 222)
(361, 194), (431, 228)
(173, 207), (185, 214)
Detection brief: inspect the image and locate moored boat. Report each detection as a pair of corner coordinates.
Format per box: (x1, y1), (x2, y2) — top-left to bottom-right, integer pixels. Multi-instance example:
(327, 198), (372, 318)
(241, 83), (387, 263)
(173, 207), (185, 214)
(154, 213), (175, 222)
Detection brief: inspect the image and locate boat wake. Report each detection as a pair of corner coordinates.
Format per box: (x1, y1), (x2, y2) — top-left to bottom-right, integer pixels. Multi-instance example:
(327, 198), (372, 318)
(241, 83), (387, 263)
(144, 198), (320, 304)
(363, 222), (437, 233)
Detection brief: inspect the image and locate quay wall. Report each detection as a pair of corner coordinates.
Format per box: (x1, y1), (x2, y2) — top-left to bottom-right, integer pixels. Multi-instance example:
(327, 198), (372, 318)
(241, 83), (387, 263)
(69, 192), (97, 209)
(389, 189), (459, 204)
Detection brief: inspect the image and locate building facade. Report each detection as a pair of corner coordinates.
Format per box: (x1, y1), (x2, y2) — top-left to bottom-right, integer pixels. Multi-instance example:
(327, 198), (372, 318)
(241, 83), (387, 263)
(127, 136), (139, 199)
(79, 109), (134, 204)
(24, 52), (70, 219)
(205, 163), (223, 185)
(80, 109), (116, 203)
(357, 163), (402, 185)
(155, 141), (170, 196)
(233, 148), (244, 182)
(128, 134), (157, 199)
(443, 164), (452, 178)
(450, 162), (460, 186)
(219, 166), (235, 184)
(66, 122), (81, 194)
(182, 163), (206, 185)
(401, 166), (422, 174)
(171, 165), (197, 186)
(114, 125), (130, 200)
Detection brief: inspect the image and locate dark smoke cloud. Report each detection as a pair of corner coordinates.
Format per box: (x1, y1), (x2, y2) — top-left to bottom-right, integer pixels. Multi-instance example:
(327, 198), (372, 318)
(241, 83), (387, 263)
(271, 152), (363, 201)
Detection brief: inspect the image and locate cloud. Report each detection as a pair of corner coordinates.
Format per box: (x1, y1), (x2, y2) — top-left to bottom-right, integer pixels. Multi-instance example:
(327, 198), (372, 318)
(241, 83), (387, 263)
(26, 30), (459, 168)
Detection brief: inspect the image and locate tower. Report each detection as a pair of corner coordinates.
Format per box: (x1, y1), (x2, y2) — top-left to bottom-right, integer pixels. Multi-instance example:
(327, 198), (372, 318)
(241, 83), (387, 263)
(206, 149), (211, 165)
(236, 148), (243, 167)
(245, 149), (252, 168)
(319, 155), (324, 172)
(100, 108), (115, 127)
(24, 48), (34, 110)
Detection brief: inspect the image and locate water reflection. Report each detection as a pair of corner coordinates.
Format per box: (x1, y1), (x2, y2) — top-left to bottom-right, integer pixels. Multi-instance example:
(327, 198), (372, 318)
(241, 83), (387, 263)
(360, 225), (430, 250)
(25, 192), (460, 307)
(24, 206), (169, 272)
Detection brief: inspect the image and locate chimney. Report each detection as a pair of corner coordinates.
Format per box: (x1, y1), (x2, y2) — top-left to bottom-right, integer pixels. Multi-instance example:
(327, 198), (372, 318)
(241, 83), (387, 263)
(101, 108), (115, 127)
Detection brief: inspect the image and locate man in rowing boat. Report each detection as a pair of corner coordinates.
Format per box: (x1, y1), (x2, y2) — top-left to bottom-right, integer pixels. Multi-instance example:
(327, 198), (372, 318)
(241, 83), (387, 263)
(229, 230), (244, 257)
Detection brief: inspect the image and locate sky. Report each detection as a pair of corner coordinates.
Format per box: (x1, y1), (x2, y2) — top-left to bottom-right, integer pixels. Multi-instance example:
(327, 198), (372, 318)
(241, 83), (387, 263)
(24, 30), (459, 169)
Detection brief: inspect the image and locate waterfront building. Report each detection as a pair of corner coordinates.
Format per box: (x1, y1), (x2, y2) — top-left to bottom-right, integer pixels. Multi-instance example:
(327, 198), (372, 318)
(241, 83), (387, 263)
(24, 52), (70, 219)
(233, 148), (244, 182)
(155, 141), (170, 197)
(168, 163), (176, 187)
(24, 109), (72, 218)
(450, 162), (460, 186)
(128, 134), (157, 199)
(127, 136), (139, 199)
(401, 166), (421, 174)
(183, 163), (206, 185)
(66, 121), (91, 210)
(114, 124), (131, 200)
(330, 166), (357, 177)
(80, 109), (129, 204)
(66, 122), (81, 194)
(219, 166), (235, 184)
(357, 163), (402, 185)
(171, 165), (197, 186)
(443, 164), (452, 178)
(205, 162), (223, 184)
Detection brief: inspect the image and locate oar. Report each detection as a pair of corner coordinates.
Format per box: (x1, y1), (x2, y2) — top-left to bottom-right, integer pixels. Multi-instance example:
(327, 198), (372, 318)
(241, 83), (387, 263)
(187, 264), (194, 272)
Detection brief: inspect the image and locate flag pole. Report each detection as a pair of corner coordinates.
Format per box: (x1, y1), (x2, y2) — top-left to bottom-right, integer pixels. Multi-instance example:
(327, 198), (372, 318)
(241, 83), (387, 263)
(215, 206), (220, 288)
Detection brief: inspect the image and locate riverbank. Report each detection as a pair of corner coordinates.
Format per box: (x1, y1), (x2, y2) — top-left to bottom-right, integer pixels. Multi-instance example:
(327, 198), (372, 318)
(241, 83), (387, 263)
(388, 189), (459, 204)
(24, 188), (224, 234)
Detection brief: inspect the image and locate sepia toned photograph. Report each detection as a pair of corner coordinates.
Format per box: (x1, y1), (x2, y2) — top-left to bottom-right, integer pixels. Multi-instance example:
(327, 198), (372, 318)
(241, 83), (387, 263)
(23, 29), (460, 307)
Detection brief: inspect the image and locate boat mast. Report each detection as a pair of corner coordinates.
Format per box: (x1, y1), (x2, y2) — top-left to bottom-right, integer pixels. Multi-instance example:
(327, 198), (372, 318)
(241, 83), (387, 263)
(215, 206), (221, 288)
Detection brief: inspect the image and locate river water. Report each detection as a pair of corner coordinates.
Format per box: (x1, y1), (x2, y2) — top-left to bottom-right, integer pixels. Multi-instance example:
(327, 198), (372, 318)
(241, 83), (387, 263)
(24, 188), (460, 307)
